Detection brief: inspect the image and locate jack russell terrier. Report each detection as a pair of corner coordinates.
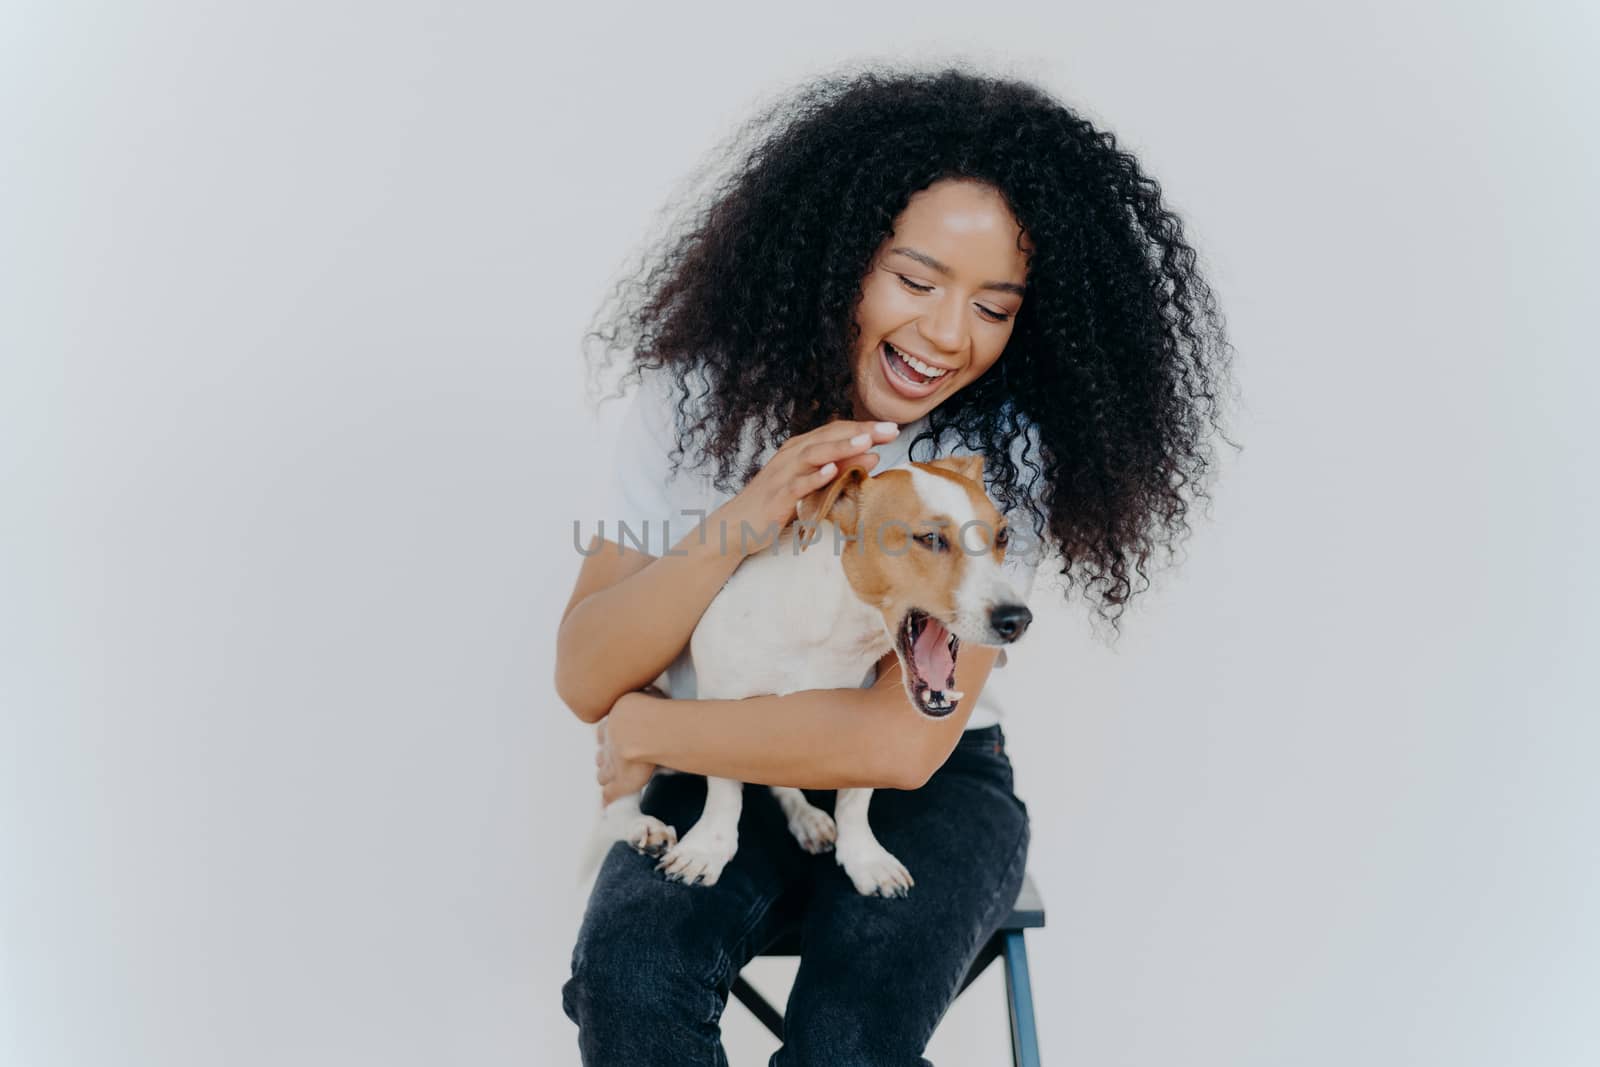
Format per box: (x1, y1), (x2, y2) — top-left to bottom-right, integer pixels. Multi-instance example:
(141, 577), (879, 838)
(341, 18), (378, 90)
(601, 453), (1032, 897)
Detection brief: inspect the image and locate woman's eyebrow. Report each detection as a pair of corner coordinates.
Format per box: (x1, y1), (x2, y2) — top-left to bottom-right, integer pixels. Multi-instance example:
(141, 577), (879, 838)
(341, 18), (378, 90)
(888, 246), (1026, 297)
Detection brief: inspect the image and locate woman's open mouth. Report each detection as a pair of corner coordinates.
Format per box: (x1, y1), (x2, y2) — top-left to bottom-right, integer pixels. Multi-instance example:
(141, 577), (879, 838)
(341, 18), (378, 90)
(896, 609), (963, 716)
(879, 340), (951, 399)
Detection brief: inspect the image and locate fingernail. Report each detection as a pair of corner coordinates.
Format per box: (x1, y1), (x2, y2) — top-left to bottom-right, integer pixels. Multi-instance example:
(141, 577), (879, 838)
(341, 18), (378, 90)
(850, 433), (870, 447)
(820, 462), (837, 477)
(875, 422), (899, 434)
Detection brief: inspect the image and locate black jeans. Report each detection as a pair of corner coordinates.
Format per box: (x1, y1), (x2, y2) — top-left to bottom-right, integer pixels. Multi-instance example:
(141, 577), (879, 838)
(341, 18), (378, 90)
(562, 725), (1030, 1066)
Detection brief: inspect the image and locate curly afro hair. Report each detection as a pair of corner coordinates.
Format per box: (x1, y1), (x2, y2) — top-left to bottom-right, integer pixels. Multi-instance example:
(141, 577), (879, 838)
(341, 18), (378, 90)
(584, 62), (1237, 630)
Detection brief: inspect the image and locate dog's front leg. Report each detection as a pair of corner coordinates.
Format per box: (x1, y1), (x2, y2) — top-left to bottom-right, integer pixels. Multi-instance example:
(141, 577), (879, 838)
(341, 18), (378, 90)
(833, 788), (914, 897)
(657, 776), (743, 886)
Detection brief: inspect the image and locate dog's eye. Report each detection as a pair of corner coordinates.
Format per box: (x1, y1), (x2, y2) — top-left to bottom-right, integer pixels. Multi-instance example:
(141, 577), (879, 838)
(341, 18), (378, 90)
(915, 532), (949, 552)
(995, 527), (1010, 550)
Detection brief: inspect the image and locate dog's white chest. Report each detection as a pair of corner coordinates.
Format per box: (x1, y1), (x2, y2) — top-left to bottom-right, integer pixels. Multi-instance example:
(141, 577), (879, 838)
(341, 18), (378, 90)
(688, 524), (889, 699)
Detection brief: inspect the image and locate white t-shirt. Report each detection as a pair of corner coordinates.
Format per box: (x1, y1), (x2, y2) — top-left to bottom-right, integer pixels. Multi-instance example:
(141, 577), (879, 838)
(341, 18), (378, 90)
(604, 367), (1049, 730)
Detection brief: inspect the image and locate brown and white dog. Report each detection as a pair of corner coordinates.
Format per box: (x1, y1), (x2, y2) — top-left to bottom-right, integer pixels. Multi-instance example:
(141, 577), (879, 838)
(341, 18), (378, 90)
(602, 454), (1033, 896)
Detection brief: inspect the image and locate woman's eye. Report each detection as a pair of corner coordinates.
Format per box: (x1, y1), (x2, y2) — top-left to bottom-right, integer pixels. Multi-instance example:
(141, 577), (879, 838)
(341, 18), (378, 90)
(897, 273), (1011, 322)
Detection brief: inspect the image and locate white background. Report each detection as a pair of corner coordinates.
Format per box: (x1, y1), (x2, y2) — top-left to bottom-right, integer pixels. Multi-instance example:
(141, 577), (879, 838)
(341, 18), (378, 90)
(3, 2), (1597, 1064)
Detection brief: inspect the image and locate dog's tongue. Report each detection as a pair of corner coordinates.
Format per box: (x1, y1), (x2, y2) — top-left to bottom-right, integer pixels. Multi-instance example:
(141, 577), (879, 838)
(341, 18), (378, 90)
(912, 616), (955, 685)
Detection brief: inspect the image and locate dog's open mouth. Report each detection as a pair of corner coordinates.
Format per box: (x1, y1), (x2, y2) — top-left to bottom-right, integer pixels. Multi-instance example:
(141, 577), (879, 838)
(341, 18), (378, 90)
(897, 609), (963, 717)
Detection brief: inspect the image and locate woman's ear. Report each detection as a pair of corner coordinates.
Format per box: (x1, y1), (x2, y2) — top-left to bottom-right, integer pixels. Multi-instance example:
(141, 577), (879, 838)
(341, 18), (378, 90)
(796, 461), (870, 551)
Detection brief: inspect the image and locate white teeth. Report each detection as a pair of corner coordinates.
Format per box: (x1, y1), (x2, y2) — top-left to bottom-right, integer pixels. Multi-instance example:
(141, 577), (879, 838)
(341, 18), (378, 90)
(888, 343), (948, 379)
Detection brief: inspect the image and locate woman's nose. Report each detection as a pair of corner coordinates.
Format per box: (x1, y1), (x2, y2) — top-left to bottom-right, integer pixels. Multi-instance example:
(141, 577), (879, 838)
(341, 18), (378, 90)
(917, 295), (968, 356)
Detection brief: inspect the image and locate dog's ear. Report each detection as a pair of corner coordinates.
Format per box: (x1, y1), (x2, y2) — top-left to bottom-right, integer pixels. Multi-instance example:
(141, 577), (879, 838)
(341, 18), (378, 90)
(924, 454), (984, 484)
(796, 460), (870, 552)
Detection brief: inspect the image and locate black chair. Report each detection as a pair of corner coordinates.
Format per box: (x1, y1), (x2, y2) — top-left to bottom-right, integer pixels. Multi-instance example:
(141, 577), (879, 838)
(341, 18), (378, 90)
(731, 873), (1045, 1066)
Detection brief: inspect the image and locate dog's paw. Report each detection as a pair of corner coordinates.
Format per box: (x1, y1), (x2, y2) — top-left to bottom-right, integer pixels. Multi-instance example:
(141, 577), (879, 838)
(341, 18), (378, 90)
(621, 815), (677, 858)
(836, 842), (914, 898)
(656, 828), (736, 887)
(786, 806), (837, 854)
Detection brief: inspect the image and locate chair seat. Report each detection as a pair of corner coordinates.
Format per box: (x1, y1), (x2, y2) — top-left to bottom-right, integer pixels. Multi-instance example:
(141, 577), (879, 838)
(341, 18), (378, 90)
(1004, 872), (1046, 929)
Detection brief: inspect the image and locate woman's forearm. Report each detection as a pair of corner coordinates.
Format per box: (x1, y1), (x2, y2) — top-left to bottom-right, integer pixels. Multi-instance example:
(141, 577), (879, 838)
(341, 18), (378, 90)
(555, 503), (754, 722)
(608, 684), (959, 791)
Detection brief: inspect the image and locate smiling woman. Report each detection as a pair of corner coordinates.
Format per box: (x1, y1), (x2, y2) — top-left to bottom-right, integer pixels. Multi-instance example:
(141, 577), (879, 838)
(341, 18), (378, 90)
(850, 180), (1032, 418)
(559, 62), (1234, 1064)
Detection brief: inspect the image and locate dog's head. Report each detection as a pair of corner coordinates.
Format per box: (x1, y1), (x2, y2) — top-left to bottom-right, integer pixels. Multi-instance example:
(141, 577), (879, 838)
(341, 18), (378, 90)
(797, 455), (1032, 718)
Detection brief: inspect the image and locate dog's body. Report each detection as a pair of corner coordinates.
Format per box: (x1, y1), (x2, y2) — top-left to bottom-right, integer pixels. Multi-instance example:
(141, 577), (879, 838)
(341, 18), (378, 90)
(604, 455), (1032, 896)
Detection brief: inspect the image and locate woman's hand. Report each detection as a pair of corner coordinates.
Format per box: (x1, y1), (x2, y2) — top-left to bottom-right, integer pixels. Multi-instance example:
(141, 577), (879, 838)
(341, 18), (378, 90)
(595, 689), (662, 806)
(722, 418), (900, 557)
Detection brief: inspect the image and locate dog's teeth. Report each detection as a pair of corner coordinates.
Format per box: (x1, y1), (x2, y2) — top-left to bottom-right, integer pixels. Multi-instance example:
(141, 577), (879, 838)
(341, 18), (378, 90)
(946, 690), (964, 701)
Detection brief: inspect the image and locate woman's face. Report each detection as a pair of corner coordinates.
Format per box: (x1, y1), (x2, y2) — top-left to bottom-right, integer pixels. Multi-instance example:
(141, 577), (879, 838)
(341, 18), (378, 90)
(850, 178), (1031, 424)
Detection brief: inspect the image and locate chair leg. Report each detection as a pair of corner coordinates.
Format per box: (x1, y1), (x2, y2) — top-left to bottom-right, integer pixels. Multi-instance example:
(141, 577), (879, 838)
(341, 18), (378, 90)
(1003, 930), (1041, 1067)
(731, 975), (785, 1040)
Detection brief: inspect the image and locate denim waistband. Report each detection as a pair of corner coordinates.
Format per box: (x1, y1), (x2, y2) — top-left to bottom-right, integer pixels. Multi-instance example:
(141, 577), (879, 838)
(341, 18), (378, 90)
(956, 724), (1006, 751)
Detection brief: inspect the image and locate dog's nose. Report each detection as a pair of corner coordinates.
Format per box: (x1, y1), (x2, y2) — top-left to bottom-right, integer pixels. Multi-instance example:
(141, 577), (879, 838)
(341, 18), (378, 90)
(989, 604), (1032, 642)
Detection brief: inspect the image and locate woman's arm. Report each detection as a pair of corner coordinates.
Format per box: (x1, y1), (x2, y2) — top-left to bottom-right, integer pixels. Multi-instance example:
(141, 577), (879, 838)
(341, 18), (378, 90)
(605, 644), (1003, 790)
(555, 499), (752, 723)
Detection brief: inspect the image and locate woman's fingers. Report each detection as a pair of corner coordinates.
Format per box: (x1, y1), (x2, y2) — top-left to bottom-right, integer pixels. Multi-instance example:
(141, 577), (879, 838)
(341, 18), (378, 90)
(833, 419), (901, 442)
(798, 426), (898, 468)
(729, 419), (899, 556)
(789, 426), (891, 496)
(789, 463), (833, 500)
(822, 450), (881, 476)
(783, 419), (899, 457)
(815, 419), (901, 448)
(799, 445), (882, 489)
